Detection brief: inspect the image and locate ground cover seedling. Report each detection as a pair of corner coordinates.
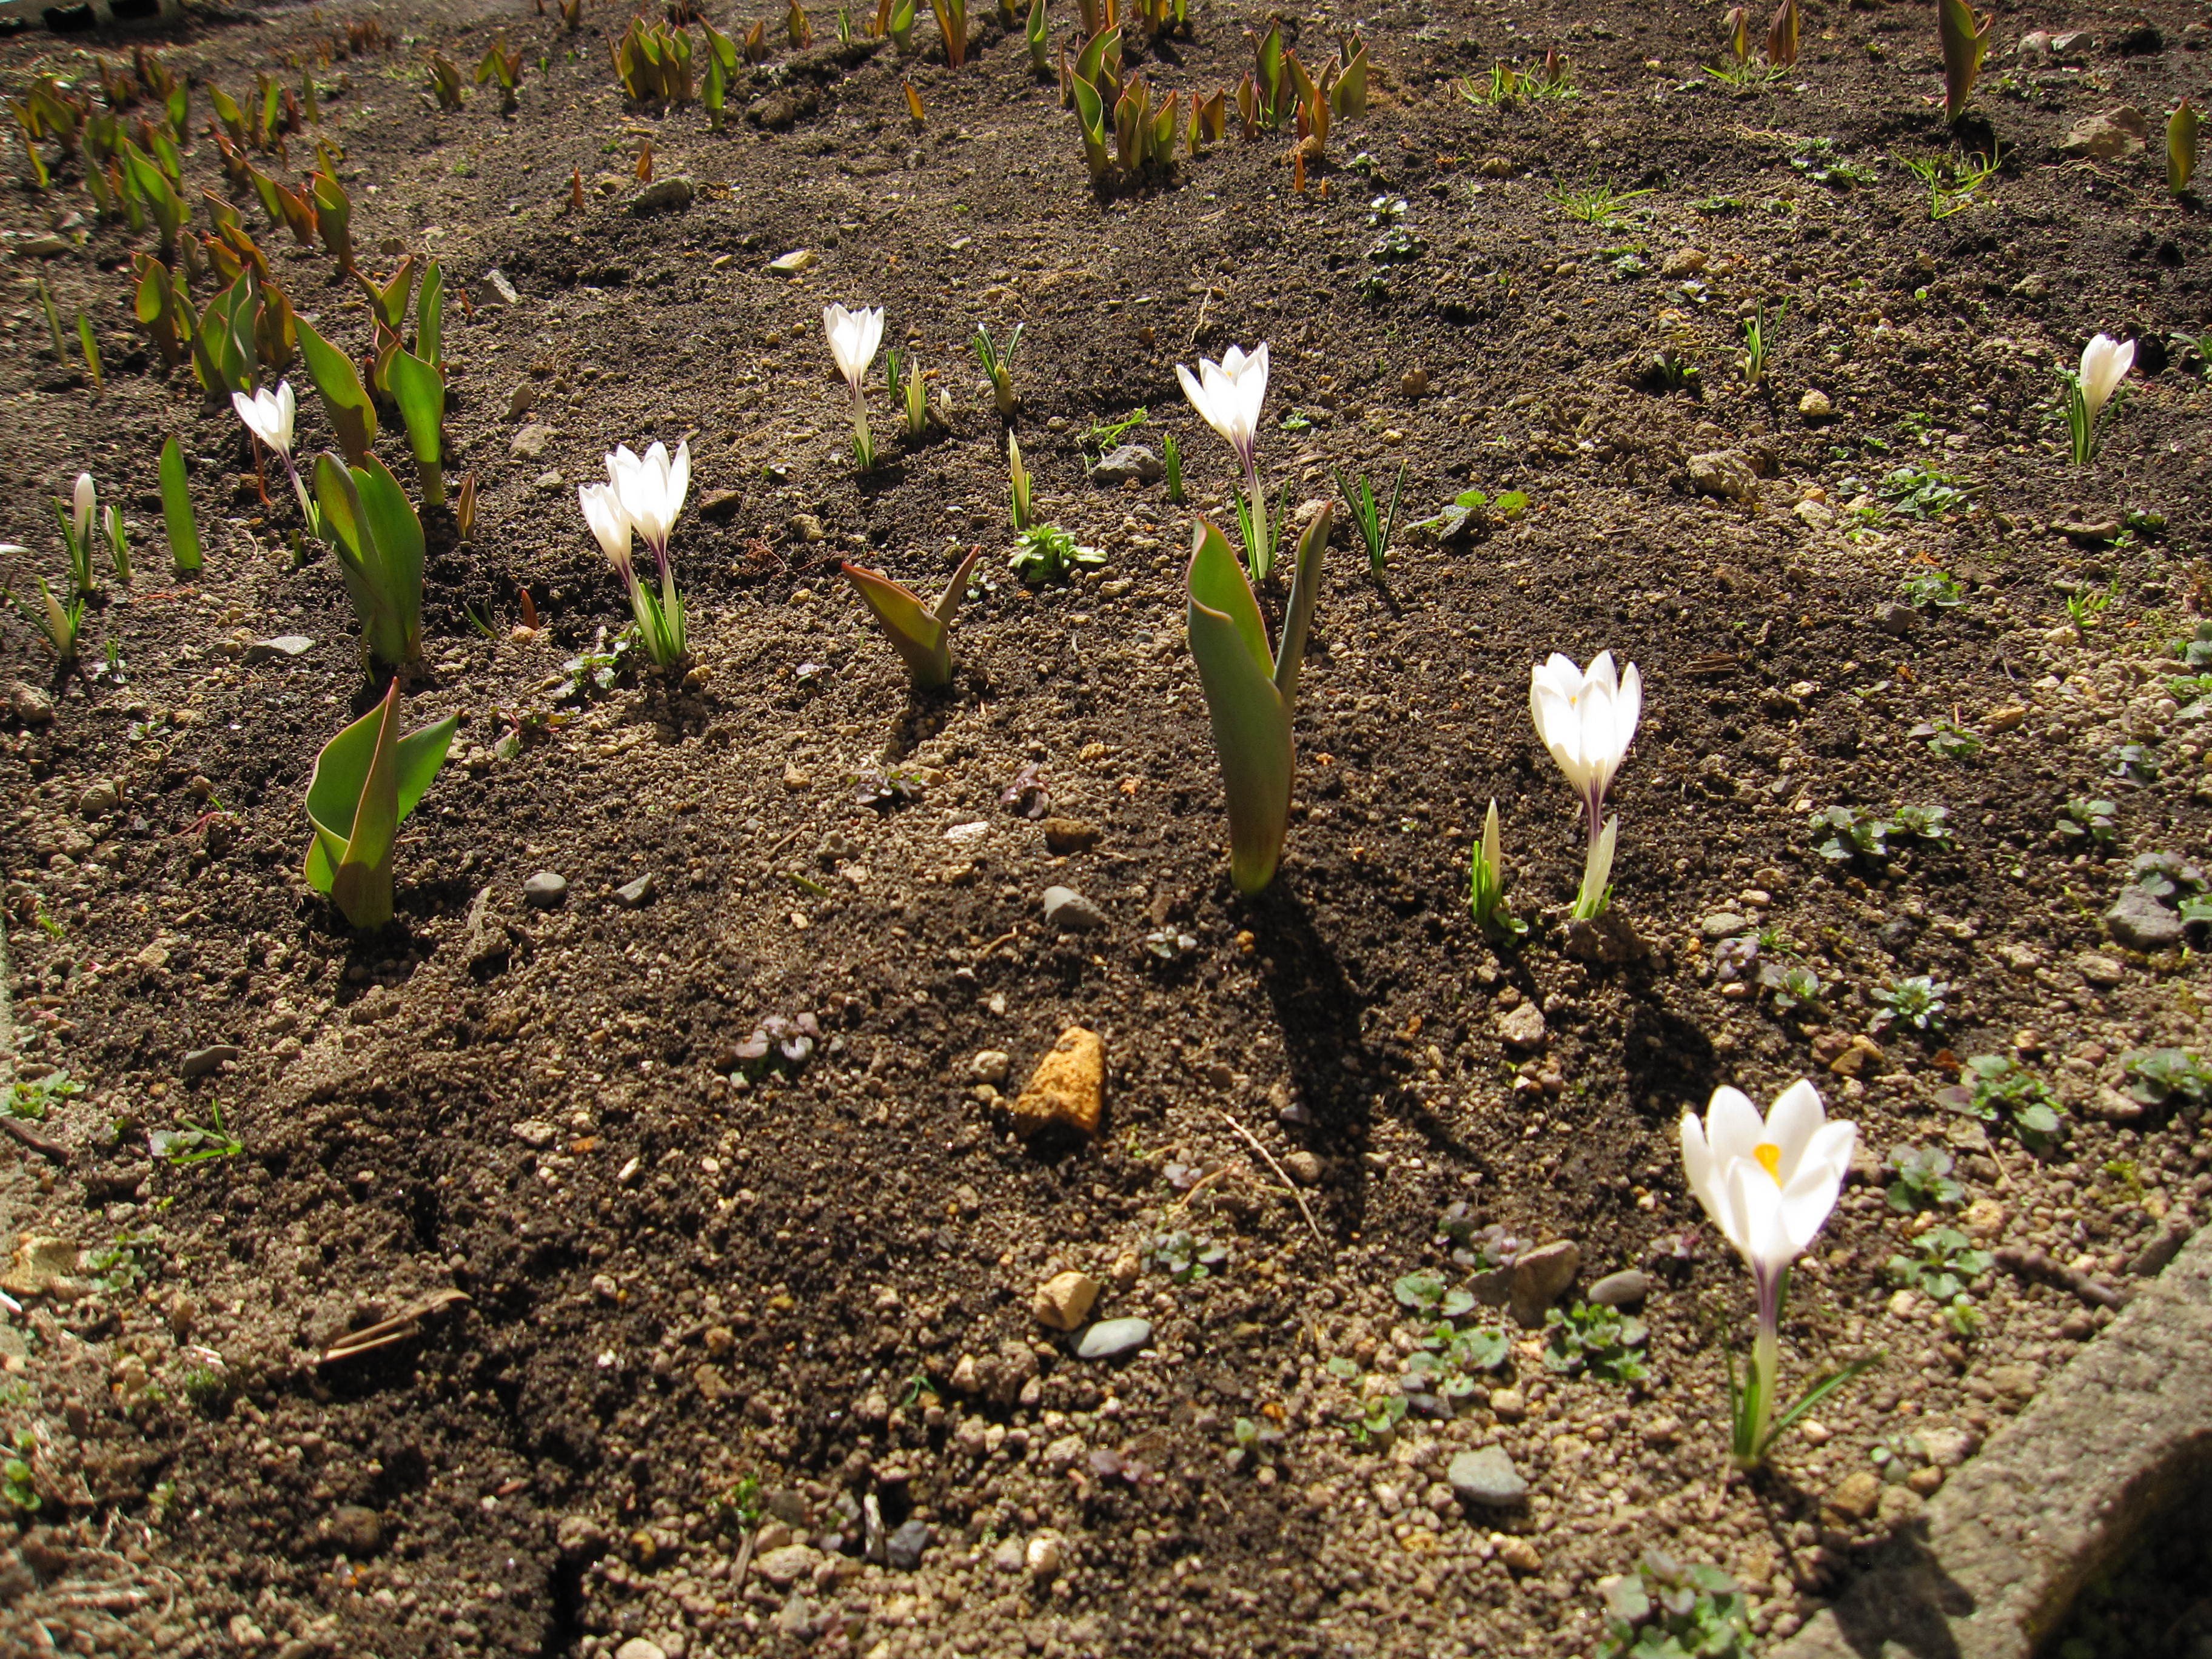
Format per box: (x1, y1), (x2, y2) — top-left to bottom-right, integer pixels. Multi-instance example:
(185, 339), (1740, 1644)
(1458, 52), (1573, 109)
(1871, 974), (1949, 1034)
(1335, 460), (1405, 577)
(1150, 1229), (1226, 1283)
(2120, 1048), (2212, 1111)
(1886, 1144), (1964, 1211)
(1547, 181), (1651, 226)
(1544, 1301), (1646, 1381)
(5, 1070), (85, 1120)
(1886, 1227), (1992, 1336)
(1940, 1054), (2063, 1151)
(150, 1101), (244, 1164)
(1597, 1550), (1751, 1659)
(731, 1012), (820, 1080)
(1010, 524), (1104, 586)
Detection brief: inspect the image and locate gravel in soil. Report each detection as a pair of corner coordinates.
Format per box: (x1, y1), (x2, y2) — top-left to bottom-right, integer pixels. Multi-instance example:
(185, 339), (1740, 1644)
(4, 0), (2212, 1654)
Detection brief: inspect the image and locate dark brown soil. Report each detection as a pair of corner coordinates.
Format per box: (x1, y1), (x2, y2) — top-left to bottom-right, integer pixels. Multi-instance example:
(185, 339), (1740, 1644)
(4, 0), (2211, 1654)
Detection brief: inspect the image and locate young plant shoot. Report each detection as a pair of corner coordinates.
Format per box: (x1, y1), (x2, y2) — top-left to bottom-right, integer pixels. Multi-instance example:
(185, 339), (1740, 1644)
(1337, 460), (1406, 577)
(1529, 650), (1641, 919)
(580, 440), (691, 666)
(313, 451), (427, 669)
(2062, 333), (2134, 466)
(823, 303), (885, 471)
(842, 545), (983, 691)
(974, 323), (1022, 420)
(230, 380), (318, 533)
(1936, 0), (1992, 125)
(1008, 430), (1033, 529)
(159, 436), (201, 572)
(1186, 503), (1331, 894)
(303, 676), (458, 930)
(1176, 343), (1276, 579)
(2, 545), (82, 660)
(1680, 1081), (1874, 1469)
(1467, 799), (1522, 936)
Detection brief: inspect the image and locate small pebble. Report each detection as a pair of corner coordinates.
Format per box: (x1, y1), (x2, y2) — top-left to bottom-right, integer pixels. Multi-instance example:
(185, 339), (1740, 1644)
(614, 873), (658, 908)
(1587, 1269), (1649, 1307)
(1074, 1318), (1151, 1361)
(886, 1519), (930, 1572)
(524, 871), (569, 908)
(1043, 885), (1108, 933)
(1447, 1446), (1527, 1508)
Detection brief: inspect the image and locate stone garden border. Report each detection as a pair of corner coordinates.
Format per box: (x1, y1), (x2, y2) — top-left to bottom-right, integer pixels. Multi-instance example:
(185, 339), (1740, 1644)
(1775, 1222), (2212, 1659)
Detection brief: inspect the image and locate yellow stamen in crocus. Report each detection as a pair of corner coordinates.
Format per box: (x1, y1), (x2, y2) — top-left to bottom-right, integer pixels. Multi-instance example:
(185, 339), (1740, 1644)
(1754, 1142), (1783, 1182)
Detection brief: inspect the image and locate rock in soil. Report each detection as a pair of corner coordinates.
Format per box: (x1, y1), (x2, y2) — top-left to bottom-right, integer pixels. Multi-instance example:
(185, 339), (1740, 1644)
(2105, 887), (2182, 951)
(613, 872), (659, 908)
(1587, 1269), (1650, 1307)
(523, 870), (569, 908)
(886, 1520), (931, 1571)
(1448, 1446), (1528, 1508)
(1042, 885), (1108, 933)
(1074, 1317), (1151, 1360)
(1508, 1240), (1581, 1327)
(1043, 816), (1101, 854)
(1496, 1002), (1547, 1050)
(1088, 444), (1164, 484)
(1010, 1027), (1105, 1140)
(1032, 1270), (1101, 1332)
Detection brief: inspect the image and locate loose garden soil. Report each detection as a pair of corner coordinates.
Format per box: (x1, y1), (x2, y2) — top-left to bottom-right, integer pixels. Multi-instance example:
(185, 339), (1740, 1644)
(2, 0), (2210, 1654)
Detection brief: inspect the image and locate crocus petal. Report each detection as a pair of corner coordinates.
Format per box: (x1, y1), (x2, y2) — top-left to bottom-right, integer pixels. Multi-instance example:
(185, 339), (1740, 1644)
(1761, 1078), (1827, 1180)
(1729, 1160), (1797, 1281)
(578, 482), (633, 569)
(1704, 1087), (1766, 1171)
(73, 472), (96, 543)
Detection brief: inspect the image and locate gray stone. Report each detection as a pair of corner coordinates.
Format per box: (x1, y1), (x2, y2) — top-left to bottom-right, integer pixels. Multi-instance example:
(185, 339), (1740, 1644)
(483, 268), (521, 306)
(2105, 886), (2182, 951)
(181, 1045), (241, 1080)
(1687, 449), (1760, 502)
(614, 873), (659, 909)
(523, 871), (569, 909)
(77, 780), (119, 816)
(629, 177), (695, 215)
(243, 635), (314, 665)
(1447, 1446), (1527, 1507)
(2075, 953), (2125, 988)
(511, 1119), (558, 1150)
(534, 470), (566, 492)
(1771, 1222), (2212, 1659)
(885, 1518), (931, 1572)
(1088, 444), (1164, 485)
(1043, 885), (1108, 933)
(614, 1642), (667, 1659)
(1507, 1240), (1581, 1328)
(1874, 601), (1917, 637)
(1074, 1317), (1152, 1361)
(1587, 1269), (1651, 1307)
(510, 423), (556, 459)
(1700, 911), (1752, 940)
(323, 1504), (383, 1557)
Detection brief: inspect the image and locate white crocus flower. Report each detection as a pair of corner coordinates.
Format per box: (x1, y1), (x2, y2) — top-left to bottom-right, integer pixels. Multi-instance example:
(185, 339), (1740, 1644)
(578, 481), (635, 585)
(230, 382), (297, 456)
(231, 381), (314, 523)
(605, 440), (689, 567)
(1680, 1079), (1857, 1466)
(591, 444), (689, 666)
(2077, 333), (2134, 427)
(72, 472), (96, 548)
(1175, 343), (1274, 578)
(1530, 651), (1640, 917)
(824, 303), (885, 469)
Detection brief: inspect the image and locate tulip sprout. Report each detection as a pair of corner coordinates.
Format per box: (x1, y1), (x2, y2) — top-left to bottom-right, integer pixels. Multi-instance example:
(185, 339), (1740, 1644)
(313, 452), (427, 669)
(824, 303), (886, 471)
(1936, 0), (1992, 126)
(1177, 343), (1278, 580)
(973, 323), (1022, 420)
(1529, 651), (1640, 920)
(841, 545), (982, 690)
(303, 677), (458, 930)
(1008, 431), (1033, 530)
(580, 440), (691, 666)
(159, 437), (201, 573)
(2061, 333), (2134, 466)
(2170, 100), (2198, 198)
(1186, 504), (1330, 894)
(55, 472), (98, 598)
(295, 316), (378, 466)
(1681, 1082), (1880, 1469)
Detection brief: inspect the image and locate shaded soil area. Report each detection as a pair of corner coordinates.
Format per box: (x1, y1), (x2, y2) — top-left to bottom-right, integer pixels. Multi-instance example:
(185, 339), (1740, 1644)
(3, 0), (2211, 1654)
